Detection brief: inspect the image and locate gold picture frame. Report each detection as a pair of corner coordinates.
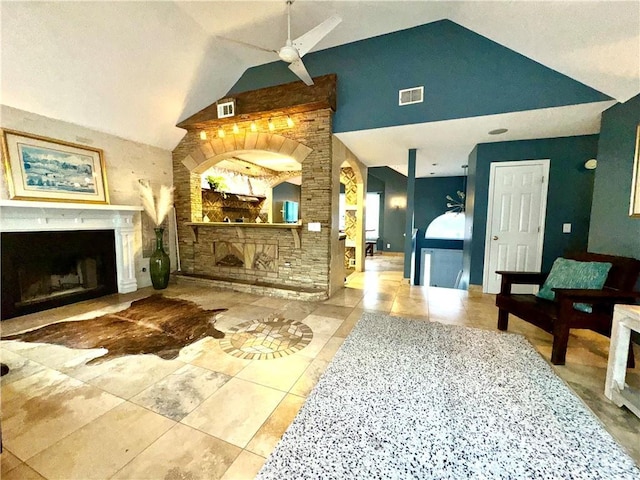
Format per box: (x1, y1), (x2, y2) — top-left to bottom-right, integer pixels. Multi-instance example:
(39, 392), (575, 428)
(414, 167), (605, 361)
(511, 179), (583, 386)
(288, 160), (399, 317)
(631, 124), (640, 217)
(1, 129), (109, 204)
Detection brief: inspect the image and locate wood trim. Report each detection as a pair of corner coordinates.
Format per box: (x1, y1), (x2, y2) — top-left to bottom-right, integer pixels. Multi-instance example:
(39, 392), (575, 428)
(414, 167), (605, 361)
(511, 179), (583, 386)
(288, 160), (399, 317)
(177, 74), (337, 129)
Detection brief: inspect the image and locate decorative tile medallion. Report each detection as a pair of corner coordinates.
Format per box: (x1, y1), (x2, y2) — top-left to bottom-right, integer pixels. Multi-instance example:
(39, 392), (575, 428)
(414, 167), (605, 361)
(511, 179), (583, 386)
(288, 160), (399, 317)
(220, 315), (313, 360)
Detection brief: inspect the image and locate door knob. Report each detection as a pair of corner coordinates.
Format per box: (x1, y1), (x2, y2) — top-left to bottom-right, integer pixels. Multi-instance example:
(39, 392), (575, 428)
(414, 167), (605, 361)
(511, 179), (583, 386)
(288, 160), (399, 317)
(492, 235), (499, 240)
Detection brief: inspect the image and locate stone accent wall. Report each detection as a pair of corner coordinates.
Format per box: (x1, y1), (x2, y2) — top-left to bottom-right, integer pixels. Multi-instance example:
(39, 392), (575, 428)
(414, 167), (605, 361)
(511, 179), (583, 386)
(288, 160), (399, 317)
(178, 75), (336, 127)
(172, 108), (334, 295)
(191, 227), (294, 285)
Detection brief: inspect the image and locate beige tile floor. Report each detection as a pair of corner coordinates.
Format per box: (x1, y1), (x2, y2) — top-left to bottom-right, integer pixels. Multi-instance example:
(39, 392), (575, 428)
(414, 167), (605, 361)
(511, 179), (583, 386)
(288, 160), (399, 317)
(1, 255), (639, 479)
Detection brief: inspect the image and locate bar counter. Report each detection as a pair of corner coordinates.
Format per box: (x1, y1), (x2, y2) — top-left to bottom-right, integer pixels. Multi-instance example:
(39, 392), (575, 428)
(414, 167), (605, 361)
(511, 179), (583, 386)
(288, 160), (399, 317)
(185, 221), (302, 248)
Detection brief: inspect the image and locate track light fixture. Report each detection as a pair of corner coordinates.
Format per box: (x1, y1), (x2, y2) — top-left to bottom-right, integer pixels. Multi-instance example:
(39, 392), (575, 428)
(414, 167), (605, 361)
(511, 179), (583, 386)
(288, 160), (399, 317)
(207, 115), (297, 137)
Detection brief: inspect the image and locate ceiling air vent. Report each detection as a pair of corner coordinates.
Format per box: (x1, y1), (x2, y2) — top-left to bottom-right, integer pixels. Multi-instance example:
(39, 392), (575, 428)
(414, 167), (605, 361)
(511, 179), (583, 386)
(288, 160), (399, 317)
(398, 86), (424, 106)
(216, 98), (236, 118)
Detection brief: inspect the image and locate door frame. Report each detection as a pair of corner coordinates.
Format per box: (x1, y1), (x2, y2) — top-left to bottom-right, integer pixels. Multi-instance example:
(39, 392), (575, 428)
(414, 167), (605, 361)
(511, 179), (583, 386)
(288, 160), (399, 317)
(482, 159), (550, 293)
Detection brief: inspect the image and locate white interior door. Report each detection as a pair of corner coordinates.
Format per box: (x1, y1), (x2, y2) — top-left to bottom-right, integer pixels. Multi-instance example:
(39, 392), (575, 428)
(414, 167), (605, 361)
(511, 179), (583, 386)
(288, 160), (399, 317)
(483, 160), (549, 294)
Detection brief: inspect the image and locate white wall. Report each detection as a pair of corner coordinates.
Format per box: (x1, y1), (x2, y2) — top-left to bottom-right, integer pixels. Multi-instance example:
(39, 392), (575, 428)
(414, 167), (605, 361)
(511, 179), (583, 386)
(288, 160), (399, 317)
(0, 105), (174, 288)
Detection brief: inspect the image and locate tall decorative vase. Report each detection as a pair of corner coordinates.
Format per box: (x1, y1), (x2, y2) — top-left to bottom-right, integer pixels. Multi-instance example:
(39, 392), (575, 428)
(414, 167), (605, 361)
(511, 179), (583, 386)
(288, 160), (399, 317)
(149, 227), (170, 290)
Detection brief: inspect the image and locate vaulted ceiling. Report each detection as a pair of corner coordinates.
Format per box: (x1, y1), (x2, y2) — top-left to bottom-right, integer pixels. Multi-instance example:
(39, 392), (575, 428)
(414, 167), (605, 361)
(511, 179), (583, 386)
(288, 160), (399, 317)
(2, 1), (638, 177)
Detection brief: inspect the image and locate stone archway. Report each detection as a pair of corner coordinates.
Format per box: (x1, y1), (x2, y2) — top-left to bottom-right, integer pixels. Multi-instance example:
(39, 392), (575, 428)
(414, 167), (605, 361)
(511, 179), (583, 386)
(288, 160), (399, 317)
(181, 133), (312, 173)
(337, 151), (367, 273)
(180, 134), (310, 225)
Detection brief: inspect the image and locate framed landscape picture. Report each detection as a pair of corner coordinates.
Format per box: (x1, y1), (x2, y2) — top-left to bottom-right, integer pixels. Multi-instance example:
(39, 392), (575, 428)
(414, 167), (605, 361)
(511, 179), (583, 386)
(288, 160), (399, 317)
(1, 129), (109, 204)
(631, 124), (640, 218)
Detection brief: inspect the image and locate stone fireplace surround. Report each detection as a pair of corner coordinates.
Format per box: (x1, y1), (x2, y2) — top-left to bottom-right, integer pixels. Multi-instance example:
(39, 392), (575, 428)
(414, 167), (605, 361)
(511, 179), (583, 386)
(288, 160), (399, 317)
(0, 200), (141, 299)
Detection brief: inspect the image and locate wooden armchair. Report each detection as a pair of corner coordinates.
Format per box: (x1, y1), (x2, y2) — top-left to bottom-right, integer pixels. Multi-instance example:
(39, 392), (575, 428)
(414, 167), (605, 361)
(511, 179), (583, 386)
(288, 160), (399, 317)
(496, 252), (640, 365)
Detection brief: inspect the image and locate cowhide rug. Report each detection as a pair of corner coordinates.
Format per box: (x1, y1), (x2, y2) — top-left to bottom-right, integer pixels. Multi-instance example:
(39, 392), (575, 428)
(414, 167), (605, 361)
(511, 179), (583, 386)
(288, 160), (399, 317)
(2, 295), (226, 364)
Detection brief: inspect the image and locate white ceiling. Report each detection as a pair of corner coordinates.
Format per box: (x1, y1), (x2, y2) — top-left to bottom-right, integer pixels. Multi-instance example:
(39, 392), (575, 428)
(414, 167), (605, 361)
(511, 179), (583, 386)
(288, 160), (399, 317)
(2, 1), (639, 178)
(336, 100), (616, 177)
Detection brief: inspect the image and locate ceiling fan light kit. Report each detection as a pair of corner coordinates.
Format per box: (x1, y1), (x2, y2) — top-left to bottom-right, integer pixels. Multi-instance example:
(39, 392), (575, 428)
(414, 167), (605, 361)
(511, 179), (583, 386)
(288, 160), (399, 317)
(218, 0), (341, 86)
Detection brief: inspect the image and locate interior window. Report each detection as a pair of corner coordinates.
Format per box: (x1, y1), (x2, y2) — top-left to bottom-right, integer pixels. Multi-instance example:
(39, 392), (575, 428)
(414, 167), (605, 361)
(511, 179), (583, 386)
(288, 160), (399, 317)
(339, 192), (380, 239)
(366, 193), (380, 239)
(425, 212), (464, 240)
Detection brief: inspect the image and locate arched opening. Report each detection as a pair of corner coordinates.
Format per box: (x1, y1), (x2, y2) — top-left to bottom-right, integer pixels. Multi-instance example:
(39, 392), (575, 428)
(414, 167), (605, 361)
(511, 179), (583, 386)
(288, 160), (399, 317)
(184, 148), (304, 224)
(420, 212), (465, 288)
(425, 212), (465, 240)
(339, 160), (369, 274)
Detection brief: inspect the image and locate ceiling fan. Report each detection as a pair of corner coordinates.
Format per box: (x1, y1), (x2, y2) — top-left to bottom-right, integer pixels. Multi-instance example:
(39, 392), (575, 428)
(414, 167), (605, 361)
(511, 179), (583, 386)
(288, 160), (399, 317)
(217, 0), (341, 86)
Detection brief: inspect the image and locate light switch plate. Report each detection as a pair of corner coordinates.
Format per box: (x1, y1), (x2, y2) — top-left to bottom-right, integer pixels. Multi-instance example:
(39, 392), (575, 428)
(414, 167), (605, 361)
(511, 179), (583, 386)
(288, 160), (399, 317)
(563, 223), (571, 233)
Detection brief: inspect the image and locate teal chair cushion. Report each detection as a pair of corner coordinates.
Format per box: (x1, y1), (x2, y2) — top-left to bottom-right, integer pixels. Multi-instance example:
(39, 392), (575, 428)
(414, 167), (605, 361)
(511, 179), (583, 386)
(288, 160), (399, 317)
(536, 258), (612, 313)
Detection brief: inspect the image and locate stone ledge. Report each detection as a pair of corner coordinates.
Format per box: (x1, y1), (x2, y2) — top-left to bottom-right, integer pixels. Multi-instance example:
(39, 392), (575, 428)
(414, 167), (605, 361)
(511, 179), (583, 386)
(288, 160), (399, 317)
(175, 273), (328, 302)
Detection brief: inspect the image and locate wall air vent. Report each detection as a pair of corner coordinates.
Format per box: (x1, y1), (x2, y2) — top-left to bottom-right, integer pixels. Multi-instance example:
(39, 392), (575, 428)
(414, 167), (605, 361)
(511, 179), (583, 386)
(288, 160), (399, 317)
(216, 98), (236, 118)
(398, 86), (424, 106)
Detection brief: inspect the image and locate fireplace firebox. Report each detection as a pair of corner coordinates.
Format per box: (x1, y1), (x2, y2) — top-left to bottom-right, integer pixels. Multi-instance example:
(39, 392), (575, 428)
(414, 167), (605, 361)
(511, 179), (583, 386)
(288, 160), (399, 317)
(1, 230), (118, 320)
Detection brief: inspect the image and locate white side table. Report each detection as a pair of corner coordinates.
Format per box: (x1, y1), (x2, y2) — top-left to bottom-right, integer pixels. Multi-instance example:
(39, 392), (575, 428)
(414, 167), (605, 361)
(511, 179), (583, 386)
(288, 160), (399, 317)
(605, 304), (640, 418)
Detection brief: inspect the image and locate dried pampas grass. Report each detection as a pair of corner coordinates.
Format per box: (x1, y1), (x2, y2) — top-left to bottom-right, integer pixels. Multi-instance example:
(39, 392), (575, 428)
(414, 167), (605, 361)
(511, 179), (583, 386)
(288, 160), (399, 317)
(156, 185), (174, 226)
(138, 180), (174, 226)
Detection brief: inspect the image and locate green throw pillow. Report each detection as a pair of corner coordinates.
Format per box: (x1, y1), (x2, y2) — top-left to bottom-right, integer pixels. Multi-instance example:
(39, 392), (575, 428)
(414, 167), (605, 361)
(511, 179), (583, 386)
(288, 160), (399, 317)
(536, 258), (612, 313)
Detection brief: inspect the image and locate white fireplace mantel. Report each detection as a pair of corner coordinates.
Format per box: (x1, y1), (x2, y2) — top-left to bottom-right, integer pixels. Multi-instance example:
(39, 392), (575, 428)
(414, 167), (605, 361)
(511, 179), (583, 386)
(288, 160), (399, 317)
(0, 200), (143, 293)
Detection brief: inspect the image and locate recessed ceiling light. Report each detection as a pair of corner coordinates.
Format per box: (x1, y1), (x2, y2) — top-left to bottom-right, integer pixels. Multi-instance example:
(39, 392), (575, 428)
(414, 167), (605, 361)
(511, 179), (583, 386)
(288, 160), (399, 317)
(489, 128), (508, 135)
(584, 159), (598, 170)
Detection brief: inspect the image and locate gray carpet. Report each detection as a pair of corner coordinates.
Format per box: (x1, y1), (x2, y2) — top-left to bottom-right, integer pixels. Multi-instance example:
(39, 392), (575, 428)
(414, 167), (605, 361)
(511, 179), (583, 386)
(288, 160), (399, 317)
(257, 312), (640, 479)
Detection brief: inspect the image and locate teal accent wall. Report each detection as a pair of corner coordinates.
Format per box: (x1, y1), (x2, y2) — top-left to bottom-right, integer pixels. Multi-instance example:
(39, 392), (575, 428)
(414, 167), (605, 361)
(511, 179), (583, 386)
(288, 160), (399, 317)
(368, 167), (407, 252)
(414, 176), (465, 232)
(414, 175), (465, 286)
(367, 175), (385, 193)
(588, 94), (640, 260)
(229, 20), (609, 132)
(466, 135), (599, 285)
(368, 169), (466, 262)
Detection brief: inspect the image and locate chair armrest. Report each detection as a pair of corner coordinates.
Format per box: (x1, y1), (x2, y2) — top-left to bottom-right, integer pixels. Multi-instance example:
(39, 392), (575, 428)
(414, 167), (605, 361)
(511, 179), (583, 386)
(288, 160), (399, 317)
(552, 288), (640, 304)
(496, 271), (548, 295)
(554, 289), (640, 319)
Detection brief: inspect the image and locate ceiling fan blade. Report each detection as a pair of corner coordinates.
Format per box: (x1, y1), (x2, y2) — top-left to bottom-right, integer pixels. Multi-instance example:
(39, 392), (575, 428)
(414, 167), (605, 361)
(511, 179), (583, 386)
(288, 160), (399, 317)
(292, 14), (341, 58)
(216, 36), (277, 54)
(288, 59), (314, 86)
